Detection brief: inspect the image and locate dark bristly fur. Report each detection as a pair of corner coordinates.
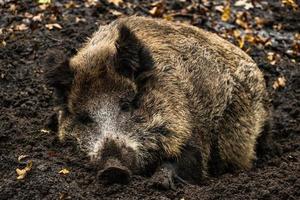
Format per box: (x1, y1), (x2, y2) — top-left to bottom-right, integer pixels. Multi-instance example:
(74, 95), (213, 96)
(45, 16), (269, 184)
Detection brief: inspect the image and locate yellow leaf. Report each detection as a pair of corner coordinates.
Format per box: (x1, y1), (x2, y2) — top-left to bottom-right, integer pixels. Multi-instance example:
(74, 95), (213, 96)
(221, 4), (231, 22)
(38, 0), (51, 4)
(59, 168), (70, 174)
(282, 0), (298, 10)
(238, 36), (245, 49)
(236, 18), (248, 29)
(245, 34), (255, 43)
(16, 160), (33, 180)
(163, 14), (173, 21)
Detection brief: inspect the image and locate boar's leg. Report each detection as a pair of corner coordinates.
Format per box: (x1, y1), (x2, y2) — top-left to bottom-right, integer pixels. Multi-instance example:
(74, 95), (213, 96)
(150, 144), (203, 190)
(150, 162), (188, 190)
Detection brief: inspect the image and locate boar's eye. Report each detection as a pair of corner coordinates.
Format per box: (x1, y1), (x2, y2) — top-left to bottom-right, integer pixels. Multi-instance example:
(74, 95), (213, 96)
(120, 100), (131, 112)
(76, 112), (94, 125)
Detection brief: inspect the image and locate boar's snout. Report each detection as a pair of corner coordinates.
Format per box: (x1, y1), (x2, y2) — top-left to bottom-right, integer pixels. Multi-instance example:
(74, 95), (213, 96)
(96, 139), (137, 184)
(98, 159), (131, 184)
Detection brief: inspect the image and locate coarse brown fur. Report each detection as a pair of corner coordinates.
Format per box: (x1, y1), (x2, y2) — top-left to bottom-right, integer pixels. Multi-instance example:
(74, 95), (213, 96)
(45, 16), (269, 184)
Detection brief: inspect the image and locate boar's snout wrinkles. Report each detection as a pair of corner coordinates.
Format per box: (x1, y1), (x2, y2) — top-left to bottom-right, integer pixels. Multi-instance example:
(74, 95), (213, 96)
(45, 16), (269, 184)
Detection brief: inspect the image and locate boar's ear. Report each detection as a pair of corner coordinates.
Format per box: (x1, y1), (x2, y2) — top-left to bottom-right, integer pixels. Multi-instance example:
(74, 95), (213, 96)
(115, 25), (153, 80)
(44, 51), (74, 104)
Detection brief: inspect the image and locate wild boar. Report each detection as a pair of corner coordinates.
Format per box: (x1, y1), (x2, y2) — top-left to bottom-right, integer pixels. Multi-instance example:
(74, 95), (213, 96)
(45, 16), (269, 188)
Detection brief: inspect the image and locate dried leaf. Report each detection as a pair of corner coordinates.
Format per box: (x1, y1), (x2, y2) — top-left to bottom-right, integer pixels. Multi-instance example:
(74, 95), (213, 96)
(267, 52), (280, 65)
(38, 4), (49, 10)
(64, 1), (80, 9)
(221, 4), (231, 22)
(40, 129), (50, 133)
(163, 14), (173, 21)
(16, 160), (33, 180)
(38, 0), (51, 4)
(282, 0), (298, 10)
(32, 13), (43, 22)
(235, 12), (248, 29)
(234, 0), (254, 10)
(149, 1), (165, 17)
(9, 4), (16, 12)
(110, 10), (123, 16)
(273, 77), (286, 89)
(75, 17), (87, 23)
(233, 29), (241, 38)
(245, 34), (255, 44)
(24, 12), (34, 19)
(238, 36), (245, 49)
(215, 5), (224, 12)
(1, 40), (6, 47)
(59, 168), (70, 175)
(107, 0), (123, 7)
(15, 24), (29, 31)
(255, 17), (267, 28)
(84, 0), (99, 7)
(45, 23), (62, 30)
(18, 155), (30, 163)
(236, 18), (248, 29)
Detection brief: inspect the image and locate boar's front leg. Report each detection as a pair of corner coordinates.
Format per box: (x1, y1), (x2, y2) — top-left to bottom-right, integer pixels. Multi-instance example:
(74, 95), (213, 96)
(150, 144), (203, 190)
(150, 162), (188, 190)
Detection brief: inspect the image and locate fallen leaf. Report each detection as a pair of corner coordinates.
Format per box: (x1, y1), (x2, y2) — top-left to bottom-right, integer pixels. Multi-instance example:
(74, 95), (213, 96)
(255, 17), (267, 28)
(32, 13), (43, 22)
(107, 0), (123, 7)
(267, 52), (280, 65)
(64, 1), (80, 9)
(235, 12), (248, 29)
(273, 23), (283, 31)
(234, 0), (254, 10)
(215, 5), (224, 12)
(38, 4), (49, 10)
(40, 129), (50, 133)
(1, 40), (6, 47)
(24, 12), (34, 19)
(15, 24), (29, 31)
(282, 0), (298, 10)
(149, 1), (165, 17)
(45, 23), (62, 30)
(59, 168), (70, 175)
(38, 0), (51, 4)
(273, 77), (286, 89)
(16, 160), (33, 180)
(18, 155), (30, 163)
(163, 14), (173, 21)
(245, 34), (255, 44)
(84, 0), (99, 7)
(238, 36), (245, 49)
(221, 3), (231, 22)
(9, 4), (16, 12)
(109, 10), (123, 16)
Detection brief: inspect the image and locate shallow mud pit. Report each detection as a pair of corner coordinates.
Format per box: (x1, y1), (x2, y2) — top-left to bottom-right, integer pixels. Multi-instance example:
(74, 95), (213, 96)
(0, 0), (299, 199)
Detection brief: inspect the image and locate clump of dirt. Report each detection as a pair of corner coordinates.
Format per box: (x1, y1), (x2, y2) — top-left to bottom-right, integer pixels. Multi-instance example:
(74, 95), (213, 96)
(0, 0), (299, 199)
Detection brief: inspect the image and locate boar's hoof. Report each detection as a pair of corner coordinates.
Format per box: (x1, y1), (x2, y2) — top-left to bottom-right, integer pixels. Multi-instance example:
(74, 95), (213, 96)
(150, 163), (188, 190)
(98, 159), (131, 184)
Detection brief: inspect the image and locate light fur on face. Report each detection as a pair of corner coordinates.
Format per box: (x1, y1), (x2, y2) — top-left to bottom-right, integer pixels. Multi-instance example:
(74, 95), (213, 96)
(87, 98), (140, 162)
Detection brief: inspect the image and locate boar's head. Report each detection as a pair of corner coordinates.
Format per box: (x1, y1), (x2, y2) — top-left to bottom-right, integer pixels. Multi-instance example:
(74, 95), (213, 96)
(44, 24), (176, 183)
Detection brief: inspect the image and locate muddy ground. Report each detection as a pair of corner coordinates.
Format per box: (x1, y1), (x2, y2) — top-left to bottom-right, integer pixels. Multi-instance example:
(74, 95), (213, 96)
(0, 0), (299, 199)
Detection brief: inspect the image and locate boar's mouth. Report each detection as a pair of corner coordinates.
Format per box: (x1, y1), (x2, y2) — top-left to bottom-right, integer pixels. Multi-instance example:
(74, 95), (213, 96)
(95, 139), (138, 184)
(98, 158), (131, 184)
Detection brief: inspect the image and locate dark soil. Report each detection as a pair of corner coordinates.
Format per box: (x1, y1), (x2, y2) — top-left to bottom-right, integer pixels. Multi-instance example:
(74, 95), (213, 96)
(0, 0), (299, 199)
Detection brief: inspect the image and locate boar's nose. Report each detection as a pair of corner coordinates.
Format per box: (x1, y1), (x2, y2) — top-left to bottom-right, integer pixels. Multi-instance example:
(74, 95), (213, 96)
(98, 159), (131, 184)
